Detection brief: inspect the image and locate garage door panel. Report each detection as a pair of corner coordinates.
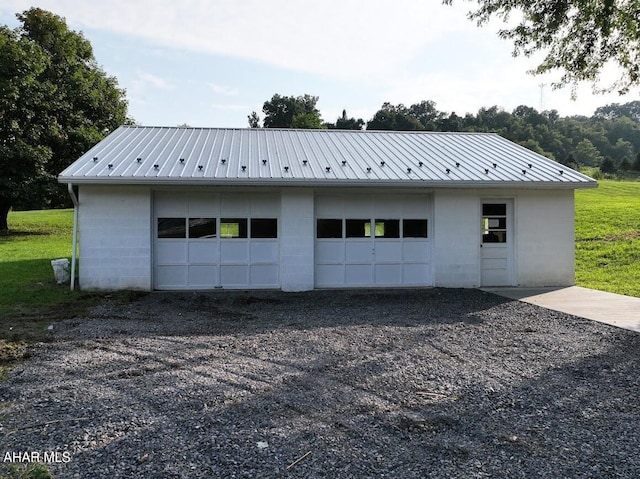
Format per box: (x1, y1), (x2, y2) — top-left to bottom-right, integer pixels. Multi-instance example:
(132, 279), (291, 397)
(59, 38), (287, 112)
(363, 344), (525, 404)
(155, 265), (187, 289)
(345, 197), (372, 217)
(155, 192), (187, 216)
(220, 265), (249, 286)
(315, 264), (344, 286)
(250, 241), (279, 262)
(188, 242), (218, 264)
(375, 242), (402, 262)
(314, 194), (432, 288)
(346, 264), (373, 285)
(345, 241), (372, 263)
(316, 241), (344, 263)
(403, 241), (430, 262)
(188, 265), (217, 287)
(374, 198), (402, 217)
(402, 196), (429, 217)
(250, 195), (280, 216)
(220, 241), (249, 263)
(375, 264), (402, 285)
(403, 264), (430, 284)
(156, 242), (187, 264)
(188, 194), (218, 216)
(155, 192), (281, 289)
(221, 195), (250, 216)
(250, 264), (278, 286)
(316, 196), (344, 216)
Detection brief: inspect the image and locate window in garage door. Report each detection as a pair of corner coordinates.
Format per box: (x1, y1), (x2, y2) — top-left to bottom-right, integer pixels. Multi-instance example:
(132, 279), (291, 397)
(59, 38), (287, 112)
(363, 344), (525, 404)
(315, 195), (432, 287)
(154, 192), (280, 290)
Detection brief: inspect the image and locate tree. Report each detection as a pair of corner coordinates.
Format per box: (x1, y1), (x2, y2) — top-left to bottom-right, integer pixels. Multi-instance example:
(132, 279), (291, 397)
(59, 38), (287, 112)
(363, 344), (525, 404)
(408, 100), (441, 130)
(260, 94), (322, 128)
(600, 157), (616, 174)
(619, 158), (631, 171)
(332, 110), (364, 130)
(446, 0), (640, 93)
(612, 138), (634, 161)
(633, 153), (640, 172)
(290, 112), (325, 129)
(573, 139), (603, 166)
(367, 103), (424, 131)
(247, 111), (260, 128)
(594, 101), (640, 122)
(0, 8), (129, 230)
(0, 25), (51, 230)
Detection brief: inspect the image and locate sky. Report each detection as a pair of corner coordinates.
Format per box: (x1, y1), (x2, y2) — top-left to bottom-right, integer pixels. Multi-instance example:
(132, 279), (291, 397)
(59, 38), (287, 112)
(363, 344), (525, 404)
(1, 0), (639, 128)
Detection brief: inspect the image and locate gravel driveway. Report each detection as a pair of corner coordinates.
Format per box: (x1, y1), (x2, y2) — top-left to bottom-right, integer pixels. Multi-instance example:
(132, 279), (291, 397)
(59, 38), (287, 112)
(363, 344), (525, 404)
(1, 288), (639, 478)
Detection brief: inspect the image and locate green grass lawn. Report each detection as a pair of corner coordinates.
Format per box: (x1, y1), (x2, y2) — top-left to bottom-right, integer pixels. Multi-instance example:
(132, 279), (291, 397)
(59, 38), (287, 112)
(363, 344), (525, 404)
(575, 180), (640, 297)
(0, 209), (106, 366)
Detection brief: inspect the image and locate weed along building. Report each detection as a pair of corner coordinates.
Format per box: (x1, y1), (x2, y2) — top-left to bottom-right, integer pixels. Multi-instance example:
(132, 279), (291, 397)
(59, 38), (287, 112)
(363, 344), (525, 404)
(58, 126), (597, 292)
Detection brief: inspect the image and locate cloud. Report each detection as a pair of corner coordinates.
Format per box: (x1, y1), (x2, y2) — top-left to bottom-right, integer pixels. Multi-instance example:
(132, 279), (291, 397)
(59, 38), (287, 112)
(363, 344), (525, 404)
(211, 103), (249, 111)
(134, 72), (174, 90)
(208, 83), (239, 96)
(5, 0), (472, 81)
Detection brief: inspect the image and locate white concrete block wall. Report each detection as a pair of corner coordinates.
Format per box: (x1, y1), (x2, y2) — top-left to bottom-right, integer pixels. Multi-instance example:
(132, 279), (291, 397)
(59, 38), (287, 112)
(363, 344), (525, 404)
(433, 188), (576, 288)
(280, 189), (315, 291)
(515, 190), (575, 286)
(78, 185), (152, 290)
(433, 190), (480, 287)
(76, 184), (575, 291)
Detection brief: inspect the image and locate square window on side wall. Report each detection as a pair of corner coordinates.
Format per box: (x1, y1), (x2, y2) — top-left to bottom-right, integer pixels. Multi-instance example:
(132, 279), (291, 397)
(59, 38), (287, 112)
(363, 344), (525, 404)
(158, 218), (186, 238)
(220, 218), (248, 238)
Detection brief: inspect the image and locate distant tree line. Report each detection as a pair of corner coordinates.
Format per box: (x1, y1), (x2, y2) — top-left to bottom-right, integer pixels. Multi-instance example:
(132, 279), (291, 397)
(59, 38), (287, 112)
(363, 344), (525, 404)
(250, 95), (640, 173)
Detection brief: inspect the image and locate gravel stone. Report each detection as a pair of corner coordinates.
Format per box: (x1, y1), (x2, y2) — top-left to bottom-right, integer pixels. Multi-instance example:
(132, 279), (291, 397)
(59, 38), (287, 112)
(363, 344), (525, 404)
(1, 288), (639, 478)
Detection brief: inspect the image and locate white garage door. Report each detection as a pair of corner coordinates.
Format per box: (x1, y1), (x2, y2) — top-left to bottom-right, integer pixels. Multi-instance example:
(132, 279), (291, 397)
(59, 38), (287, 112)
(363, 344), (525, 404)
(154, 191), (280, 289)
(315, 195), (432, 287)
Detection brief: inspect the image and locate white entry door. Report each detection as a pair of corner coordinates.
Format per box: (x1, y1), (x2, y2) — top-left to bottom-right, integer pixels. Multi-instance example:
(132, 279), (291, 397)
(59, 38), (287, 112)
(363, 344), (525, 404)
(480, 200), (514, 286)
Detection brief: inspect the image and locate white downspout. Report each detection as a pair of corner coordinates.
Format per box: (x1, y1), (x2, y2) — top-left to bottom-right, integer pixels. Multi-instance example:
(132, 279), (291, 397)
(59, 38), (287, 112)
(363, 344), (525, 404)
(67, 183), (79, 291)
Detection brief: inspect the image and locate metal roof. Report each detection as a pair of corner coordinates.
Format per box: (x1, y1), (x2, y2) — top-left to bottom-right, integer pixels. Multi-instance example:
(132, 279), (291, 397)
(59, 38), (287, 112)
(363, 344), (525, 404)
(59, 126), (597, 189)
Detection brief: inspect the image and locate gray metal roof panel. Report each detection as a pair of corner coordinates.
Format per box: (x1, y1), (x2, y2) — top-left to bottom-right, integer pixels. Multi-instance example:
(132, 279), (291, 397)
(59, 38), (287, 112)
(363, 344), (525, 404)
(59, 126), (597, 188)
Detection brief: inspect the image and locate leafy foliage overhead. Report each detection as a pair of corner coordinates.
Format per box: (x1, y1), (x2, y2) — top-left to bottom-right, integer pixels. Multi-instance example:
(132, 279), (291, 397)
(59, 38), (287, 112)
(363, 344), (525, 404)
(250, 94), (324, 129)
(0, 8), (130, 230)
(445, 0), (640, 94)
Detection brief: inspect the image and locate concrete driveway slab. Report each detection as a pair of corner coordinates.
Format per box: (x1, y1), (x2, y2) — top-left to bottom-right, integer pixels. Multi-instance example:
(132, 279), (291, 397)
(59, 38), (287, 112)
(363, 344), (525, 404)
(483, 286), (640, 333)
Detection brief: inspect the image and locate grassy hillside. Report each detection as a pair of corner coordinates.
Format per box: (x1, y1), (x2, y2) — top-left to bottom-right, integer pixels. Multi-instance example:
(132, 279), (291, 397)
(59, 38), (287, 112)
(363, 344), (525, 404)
(0, 210), (108, 370)
(0, 209), (77, 323)
(575, 181), (640, 297)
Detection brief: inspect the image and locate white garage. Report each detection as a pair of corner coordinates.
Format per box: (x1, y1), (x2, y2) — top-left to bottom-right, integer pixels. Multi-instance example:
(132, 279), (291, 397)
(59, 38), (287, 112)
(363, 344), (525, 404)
(59, 126), (597, 292)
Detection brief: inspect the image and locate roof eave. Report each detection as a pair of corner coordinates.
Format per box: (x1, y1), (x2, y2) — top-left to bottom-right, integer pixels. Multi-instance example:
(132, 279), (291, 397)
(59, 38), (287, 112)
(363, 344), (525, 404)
(58, 176), (598, 190)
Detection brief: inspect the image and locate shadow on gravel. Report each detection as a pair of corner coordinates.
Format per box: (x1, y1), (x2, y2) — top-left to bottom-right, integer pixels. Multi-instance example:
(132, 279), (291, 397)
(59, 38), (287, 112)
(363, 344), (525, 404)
(2, 288), (640, 478)
(54, 288), (507, 339)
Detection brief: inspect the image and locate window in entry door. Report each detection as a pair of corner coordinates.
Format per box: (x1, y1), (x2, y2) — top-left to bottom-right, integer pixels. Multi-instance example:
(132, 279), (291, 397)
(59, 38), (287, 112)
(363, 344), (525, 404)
(482, 203), (507, 243)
